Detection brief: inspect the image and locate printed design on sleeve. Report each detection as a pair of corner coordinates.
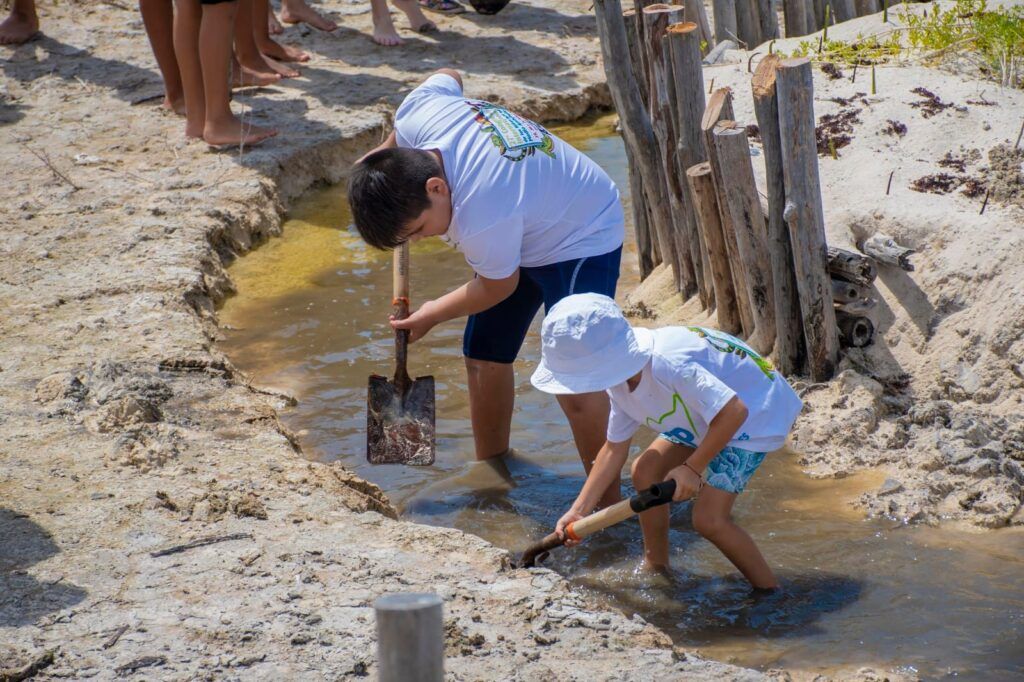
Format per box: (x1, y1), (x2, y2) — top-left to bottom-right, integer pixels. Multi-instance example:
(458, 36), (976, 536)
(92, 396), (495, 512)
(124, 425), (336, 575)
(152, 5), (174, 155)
(687, 326), (776, 381)
(645, 393), (700, 440)
(465, 100), (556, 162)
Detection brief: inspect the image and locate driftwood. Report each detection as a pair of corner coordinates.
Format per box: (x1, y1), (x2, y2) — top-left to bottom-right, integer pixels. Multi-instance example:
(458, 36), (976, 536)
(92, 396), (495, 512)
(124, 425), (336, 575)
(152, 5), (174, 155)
(703, 39), (737, 64)
(859, 233), (915, 270)
(836, 297), (877, 315)
(828, 246), (878, 284)
(688, 163), (742, 334)
(594, 1), (680, 291)
(836, 310), (875, 347)
(702, 88), (756, 337)
(753, 54), (804, 376)
(666, 21), (712, 307)
(776, 58), (840, 381)
(0, 650), (56, 682)
(643, 4), (697, 298)
(831, 278), (871, 303)
(711, 121), (777, 356)
(149, 532), (253, 558)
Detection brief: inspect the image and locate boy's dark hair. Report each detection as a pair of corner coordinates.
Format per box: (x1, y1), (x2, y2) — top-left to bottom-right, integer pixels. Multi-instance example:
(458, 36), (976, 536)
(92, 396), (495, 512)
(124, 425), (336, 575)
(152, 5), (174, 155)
(347, 147), (442, 250)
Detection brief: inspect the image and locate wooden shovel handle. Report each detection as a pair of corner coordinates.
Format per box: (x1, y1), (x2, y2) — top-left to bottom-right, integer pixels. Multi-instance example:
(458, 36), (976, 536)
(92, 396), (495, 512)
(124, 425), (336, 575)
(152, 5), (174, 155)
(393, 243), (412, 394)
(564, 480), (677, 542)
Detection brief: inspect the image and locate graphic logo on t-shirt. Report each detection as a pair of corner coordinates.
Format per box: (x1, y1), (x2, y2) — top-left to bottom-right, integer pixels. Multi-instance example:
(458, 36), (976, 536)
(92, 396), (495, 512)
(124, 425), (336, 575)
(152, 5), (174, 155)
(645, 392), (700, 439)
(465, 100), (556, 162)
(687, 326), (776, 380)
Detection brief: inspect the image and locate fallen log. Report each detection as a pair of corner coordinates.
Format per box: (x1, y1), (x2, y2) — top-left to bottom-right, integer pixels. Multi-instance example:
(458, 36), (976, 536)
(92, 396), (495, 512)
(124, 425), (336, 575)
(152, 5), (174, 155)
(835, 297), (877, 315)
(859, 233), (915, 271)
(831, 278), (871, 304)
(776, 57), (840, 381)
(828, 246), (878, 285)
(703, 38), (737, 65)
(712, 121), (777, 357)
(836, 310), (875, 348)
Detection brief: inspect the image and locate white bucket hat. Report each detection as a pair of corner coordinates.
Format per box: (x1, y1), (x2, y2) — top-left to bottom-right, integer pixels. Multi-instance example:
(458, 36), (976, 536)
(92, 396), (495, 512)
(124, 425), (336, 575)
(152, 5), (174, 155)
(531, 293), (654, 395)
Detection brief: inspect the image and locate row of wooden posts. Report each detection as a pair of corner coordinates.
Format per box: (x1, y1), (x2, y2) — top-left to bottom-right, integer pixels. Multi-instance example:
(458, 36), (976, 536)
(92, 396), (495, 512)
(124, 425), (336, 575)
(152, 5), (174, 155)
(712, 0), (887, 46)
(596, 1), (847, 380)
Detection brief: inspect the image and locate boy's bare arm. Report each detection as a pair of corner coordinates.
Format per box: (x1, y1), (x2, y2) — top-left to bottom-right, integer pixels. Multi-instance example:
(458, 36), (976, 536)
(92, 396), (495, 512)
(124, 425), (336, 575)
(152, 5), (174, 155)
(571, 440), (631, 515)
(390, 272), (519, 343)
(666, 396), (748, 500)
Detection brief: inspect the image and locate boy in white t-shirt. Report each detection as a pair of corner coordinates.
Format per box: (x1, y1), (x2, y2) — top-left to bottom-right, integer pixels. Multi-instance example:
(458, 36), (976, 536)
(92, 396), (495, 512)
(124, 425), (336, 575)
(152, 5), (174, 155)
(532, 293), (803, 588)
(348, 69), (625, 505)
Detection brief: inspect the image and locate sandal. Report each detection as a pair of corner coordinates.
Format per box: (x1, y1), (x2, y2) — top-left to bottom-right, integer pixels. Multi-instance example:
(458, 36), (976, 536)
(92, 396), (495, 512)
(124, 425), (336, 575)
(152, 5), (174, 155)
(419, 0), (466, 15)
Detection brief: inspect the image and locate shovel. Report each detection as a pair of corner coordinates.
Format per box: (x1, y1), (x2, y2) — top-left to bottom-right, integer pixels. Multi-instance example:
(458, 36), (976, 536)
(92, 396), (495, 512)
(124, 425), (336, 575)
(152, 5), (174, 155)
(366, 242), (436, 465)
(518, 480), (677, 567)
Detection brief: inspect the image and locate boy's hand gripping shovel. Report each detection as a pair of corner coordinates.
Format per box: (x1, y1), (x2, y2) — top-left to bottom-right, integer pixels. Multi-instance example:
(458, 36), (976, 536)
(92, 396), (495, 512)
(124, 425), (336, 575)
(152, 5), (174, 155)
(366, 242), (436, 465)
(518, 480), (677, 567)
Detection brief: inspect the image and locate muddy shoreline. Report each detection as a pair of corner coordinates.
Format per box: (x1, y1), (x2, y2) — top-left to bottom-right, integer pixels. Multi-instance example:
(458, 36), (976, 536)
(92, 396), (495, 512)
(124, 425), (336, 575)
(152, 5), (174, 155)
(0, 1), (787, 679)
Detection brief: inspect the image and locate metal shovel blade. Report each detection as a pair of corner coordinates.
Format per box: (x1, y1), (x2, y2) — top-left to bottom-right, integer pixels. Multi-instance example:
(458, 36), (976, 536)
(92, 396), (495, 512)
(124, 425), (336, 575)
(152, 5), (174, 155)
(367, 373), (436, 465)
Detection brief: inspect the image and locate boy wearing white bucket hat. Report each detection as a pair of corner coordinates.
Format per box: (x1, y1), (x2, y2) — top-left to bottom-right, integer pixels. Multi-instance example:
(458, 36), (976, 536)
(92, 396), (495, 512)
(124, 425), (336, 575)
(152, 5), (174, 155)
(532, 293), (803, 588)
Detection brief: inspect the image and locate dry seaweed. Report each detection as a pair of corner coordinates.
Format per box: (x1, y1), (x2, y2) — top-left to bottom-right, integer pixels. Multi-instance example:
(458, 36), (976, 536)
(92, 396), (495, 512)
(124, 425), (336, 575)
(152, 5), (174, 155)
(745, 123), (761, 141)
(820, 62), (844, 80)
(883, 119), (908, 137)
(909, 87), (954, 118)
(910, 173), (963, 194)
(816, 108), (861, 156)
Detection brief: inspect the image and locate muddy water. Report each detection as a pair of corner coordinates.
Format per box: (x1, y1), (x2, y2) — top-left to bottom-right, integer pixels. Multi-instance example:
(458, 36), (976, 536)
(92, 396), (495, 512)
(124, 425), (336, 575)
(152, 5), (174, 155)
(219, 117), (1023, 679)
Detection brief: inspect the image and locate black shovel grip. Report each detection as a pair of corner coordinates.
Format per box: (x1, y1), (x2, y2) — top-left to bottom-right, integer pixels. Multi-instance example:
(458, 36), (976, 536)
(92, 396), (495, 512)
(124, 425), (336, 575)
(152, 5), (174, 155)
(629, 480), (677, 513)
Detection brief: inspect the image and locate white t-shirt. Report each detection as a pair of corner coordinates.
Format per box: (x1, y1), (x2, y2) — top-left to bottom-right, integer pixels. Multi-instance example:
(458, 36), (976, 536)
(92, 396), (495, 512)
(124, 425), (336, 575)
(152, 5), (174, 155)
(606, 327), (803, 453)
(393, 74), (625, 279)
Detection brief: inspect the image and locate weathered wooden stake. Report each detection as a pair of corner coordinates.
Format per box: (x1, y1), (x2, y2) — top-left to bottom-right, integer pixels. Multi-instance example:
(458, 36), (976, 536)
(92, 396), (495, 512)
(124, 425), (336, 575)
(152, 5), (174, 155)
(828, 0), (857, 22)
(711, 0), (738, 44)
(859, 233), (915, 270)
(667, 21), (713, 307)
(375, 593), (444, 682)
(752, 54), (804, 375)
(624, 144), (657, 277)
(688, 163), (742, 334)
(711, 121), (777, 356)
(831, 278), (871, 303)
(644, 3), (698, 299)
(736, 0), (763, 48)
(854, 0), (881, 16)
(784, 0), (814, 38)
(776, 57), (840, 381)
(594, 0), (681, 291)
(828, 246), (877, 285)
(702, 88), (756, 337)
(758, 0), (779, 41)
(683, 0), (714, 51)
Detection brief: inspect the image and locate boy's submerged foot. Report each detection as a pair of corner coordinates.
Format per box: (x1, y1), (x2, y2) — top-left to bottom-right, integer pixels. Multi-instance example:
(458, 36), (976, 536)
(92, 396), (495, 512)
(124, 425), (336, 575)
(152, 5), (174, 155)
(204, 118), (278, 149)
(0, 10), (39, 45)
(280, 0), (338, 31)
(258, 36), (309, 63)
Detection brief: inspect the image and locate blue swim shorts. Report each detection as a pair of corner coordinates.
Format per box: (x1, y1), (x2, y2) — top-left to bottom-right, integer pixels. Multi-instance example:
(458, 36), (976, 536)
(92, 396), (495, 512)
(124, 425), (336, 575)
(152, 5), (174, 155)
(463, 245), (622, 364)
(658, 432), (767, 495)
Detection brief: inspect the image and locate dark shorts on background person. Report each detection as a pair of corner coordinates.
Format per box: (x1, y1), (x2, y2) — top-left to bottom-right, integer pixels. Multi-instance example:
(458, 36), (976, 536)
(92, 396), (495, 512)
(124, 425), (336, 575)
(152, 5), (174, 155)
(463, 245), (622, 364)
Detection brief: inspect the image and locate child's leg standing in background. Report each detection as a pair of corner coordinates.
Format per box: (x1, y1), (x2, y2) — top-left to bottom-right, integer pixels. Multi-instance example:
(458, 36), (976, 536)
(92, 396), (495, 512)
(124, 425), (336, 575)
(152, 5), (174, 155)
(631, 436), (778, 589)
(139, 0), (186, 115)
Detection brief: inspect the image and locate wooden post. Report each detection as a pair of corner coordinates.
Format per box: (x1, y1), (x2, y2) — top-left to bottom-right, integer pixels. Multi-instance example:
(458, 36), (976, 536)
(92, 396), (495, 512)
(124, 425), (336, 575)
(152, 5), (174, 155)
(682, 0), (714, 51)
(593, 0), (681, 291)
(623, 8), (650, 108)
(711, 121), (777, 356)
(812, 0), (825, 29)
(758, 0), (779, 41)
(752, 55), (804, 376)
(702, 88), (756, 337)
(826, 0), (856, 23)
(831, 278), (870, 303)
(736, 0), (763, 48)
(775, 57), (840, 381)
(836, 311), (874, 347)
(375, 593), (444, 682)
(854, 0), (881, 15)
(643, 4), (698, 300)
(711, 0), (738, 44)
(784, 0), (814, 37)
(666, 21), (712, 308)
(624, 144), (657, 277)
(688, 163), (742, 333)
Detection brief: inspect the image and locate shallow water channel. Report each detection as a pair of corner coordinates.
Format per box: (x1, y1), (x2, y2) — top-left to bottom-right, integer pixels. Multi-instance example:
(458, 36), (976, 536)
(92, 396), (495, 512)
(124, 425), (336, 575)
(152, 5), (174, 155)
(219, 116), (1023, 679)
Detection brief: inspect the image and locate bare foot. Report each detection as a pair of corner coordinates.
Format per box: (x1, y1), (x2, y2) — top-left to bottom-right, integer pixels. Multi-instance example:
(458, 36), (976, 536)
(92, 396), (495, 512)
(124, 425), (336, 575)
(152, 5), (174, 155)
(204, 118), (278, 149)
(372, 22), (403, 46)
(258, 37), (309, 63)
(232, 64), (280, 89)
(394, 0), (437, 32)
(280, 0), (337, 31)
(268, 10), (284, 34)
(185, 120), (205, 140)
(162, 97), (187, 117)
(0, 10), (39, 45)
(263, 55), (300, 78)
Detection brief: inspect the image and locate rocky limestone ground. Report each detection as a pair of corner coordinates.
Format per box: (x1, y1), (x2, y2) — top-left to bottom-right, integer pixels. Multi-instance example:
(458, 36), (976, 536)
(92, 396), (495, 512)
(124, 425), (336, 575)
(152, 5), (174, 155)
(626, 2), (1024, 530)
(0, 1), (806, 680)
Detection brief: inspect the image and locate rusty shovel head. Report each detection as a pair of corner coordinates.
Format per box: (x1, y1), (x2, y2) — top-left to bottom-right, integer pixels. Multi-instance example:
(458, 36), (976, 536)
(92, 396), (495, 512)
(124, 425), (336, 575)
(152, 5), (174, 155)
(367, 373), (436, 465)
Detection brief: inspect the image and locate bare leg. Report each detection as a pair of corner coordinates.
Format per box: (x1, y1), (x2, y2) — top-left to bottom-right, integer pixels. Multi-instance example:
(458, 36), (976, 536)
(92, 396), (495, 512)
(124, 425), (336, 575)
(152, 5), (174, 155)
(465, 357), (515, 461)
(0, 0), (39, 45)
(630, 438), (693, 570)
(250, 0), (299, 76)
(692, 486), (778, 589)
(232, 0), (281, 85)
(557, 392), (621, 508)
(199, 1), (277, 147)
(280, 0), (337, 31)
(267, 2), (283, 33)
(393, 0), (436, 32)
(173, 0), (206, 138)
(254, 0), (309, 62)
(370, 0), (402, 46)
(140, 0), (186, 115)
